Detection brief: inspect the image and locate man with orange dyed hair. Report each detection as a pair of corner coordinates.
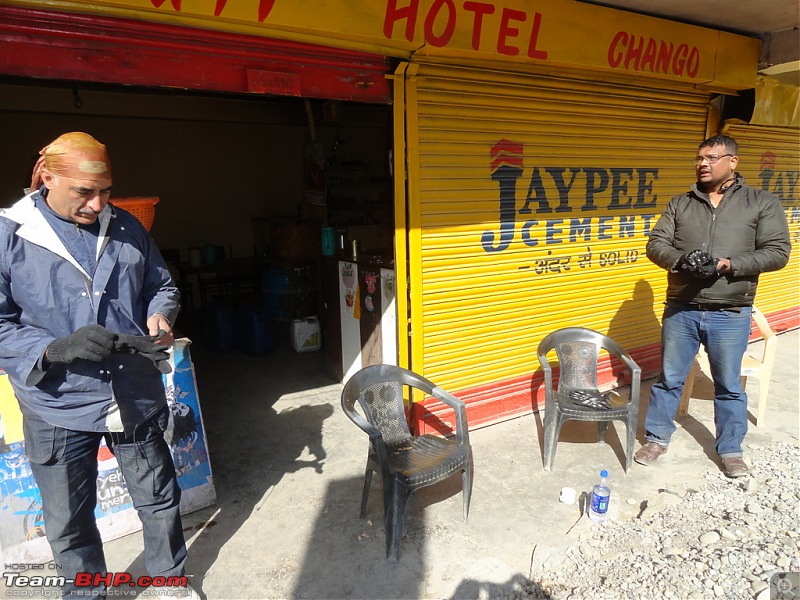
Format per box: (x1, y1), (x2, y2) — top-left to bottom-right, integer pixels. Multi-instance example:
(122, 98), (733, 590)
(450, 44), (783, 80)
(0, 133), (197, 598)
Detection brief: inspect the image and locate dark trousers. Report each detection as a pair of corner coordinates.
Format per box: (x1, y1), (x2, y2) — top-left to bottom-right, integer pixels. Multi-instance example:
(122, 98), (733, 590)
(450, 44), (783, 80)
(23, 407), (186, 598)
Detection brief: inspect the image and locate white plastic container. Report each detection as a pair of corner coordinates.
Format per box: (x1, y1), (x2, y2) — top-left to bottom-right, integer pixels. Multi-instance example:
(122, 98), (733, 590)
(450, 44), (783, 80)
(291, 316), (321, 352)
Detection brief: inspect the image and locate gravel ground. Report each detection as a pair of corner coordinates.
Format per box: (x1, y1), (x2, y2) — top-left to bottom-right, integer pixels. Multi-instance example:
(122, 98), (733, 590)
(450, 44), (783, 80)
(525, 441), (800, 600)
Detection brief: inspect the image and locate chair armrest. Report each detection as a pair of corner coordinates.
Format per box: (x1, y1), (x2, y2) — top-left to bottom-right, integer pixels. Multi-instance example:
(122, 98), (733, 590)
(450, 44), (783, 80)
(342, 405), (392, 474)
(747, 335), (778, 364)
(749, 306), (776, 362)
(608, 347), (642, 404)
(758, 334), (778, 371)
(431, 386), (470, 446)
(616, 352), (642, 379)
(537, 356), (555, 403)
(344, 407), (382, 439)
(618, 352), (642, 373)
(603, 336), (640, 375)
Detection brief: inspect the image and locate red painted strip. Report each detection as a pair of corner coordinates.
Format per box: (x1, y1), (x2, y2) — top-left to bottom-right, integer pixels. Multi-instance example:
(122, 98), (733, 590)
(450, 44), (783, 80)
(0, 5), (390, 102)
(412, 306), (798, 434)
(767, 305), (799, 333)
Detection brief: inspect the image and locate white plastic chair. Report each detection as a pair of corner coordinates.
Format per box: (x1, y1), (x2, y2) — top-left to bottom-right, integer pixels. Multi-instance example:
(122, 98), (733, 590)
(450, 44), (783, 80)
(677, 306), (777, 426)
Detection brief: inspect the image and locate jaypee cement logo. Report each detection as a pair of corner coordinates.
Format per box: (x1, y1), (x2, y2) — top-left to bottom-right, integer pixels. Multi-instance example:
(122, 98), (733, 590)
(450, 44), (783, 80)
(483, 138), (659, 254)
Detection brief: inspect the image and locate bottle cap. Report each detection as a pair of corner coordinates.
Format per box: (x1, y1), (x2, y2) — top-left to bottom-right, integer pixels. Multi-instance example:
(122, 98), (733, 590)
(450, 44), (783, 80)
(600, 469), (608, 477)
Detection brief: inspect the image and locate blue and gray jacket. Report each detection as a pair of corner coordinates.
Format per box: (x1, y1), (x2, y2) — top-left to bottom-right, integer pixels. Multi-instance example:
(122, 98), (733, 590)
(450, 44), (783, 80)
(0, 191), (180, 435)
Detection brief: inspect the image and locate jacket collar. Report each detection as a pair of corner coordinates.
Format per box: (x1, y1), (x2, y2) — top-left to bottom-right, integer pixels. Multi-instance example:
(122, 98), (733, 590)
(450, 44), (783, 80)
(691, 172), (744, 200)
(1, 192), (115, 280)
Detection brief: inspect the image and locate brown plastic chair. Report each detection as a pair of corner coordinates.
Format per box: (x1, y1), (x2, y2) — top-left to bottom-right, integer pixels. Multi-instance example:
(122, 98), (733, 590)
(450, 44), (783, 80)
(678, 305), (777, 426)
(537, 327), (641, 472)
(341, 364), (472, 562)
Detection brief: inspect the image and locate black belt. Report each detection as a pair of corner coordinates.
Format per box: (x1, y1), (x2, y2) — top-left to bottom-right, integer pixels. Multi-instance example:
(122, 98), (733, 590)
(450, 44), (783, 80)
(686, 303), (742, 312)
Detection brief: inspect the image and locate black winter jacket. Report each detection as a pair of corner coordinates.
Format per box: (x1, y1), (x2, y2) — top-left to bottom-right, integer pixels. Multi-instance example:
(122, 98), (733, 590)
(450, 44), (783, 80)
(646, 174), (791, 306)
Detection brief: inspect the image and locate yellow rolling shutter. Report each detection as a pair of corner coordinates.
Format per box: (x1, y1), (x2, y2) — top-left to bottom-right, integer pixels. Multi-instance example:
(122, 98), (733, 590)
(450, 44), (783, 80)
(399, 61), (712, 403)
(721, 120), (800, 330)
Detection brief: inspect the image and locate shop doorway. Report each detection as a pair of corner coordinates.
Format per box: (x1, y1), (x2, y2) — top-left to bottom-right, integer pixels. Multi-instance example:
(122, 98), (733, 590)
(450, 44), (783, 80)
(0, 76), (395, 377)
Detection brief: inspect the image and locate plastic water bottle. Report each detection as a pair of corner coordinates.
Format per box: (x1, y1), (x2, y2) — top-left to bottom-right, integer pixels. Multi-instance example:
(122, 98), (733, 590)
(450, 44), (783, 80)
(588, 469), (610, 523)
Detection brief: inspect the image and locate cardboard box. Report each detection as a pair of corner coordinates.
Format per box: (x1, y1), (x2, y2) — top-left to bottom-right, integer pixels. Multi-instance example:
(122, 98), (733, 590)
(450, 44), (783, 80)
(291, 317), (321, 352)
(0, 339), (215, 566)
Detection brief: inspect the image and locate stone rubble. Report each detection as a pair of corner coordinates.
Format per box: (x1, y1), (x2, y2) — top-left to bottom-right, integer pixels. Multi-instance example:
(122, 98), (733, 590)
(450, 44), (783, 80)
(525, 442), (800, 600)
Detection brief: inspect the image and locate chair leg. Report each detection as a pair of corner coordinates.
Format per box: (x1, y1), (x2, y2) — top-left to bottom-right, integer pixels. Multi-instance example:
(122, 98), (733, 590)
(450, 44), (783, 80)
(546, 413), (567, 471)
(597, 421), (609, 443)
(677, 361), (700, 417)
(625, 417), (636, 473)
(755, 375), (770, 427)
(744, 374), (770, 428)
(542, 408), (560, 471)
(462, 455), (473, 522)
(385, 480), (410, 562)
(359, 468), (373, 518)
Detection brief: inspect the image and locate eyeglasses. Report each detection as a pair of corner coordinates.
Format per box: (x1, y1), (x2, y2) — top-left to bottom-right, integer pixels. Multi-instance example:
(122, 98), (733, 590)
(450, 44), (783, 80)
(693, 154), (733, 166)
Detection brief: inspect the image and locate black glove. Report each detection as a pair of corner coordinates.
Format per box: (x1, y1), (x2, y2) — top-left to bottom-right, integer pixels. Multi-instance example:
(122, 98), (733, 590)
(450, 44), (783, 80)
(678, 249), (719, 278)
(46, 325), (117, 364)
(114, 332), (172, 374)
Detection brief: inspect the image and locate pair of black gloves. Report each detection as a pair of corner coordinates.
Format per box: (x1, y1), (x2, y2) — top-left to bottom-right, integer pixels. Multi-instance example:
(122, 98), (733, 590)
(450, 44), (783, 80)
(676, 249), (722, 279)
(45, 324), (171, 374)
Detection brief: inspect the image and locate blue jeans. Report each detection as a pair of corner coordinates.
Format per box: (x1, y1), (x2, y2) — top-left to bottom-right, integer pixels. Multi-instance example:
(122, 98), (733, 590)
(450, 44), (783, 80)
(23, 406), (186, 598)
(644, 302), (752, 458)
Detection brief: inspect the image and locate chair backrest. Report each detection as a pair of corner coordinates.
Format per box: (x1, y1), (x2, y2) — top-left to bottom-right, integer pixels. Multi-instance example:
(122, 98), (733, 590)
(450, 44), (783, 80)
(537, 327), (628, 392)
(341, 364), (415, 445)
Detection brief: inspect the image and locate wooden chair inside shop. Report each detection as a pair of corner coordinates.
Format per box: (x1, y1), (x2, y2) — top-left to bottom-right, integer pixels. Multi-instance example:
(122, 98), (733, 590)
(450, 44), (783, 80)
(340, 364), (472, 562)
(537, 327), (642, 473)
(677, 305), (777, 427)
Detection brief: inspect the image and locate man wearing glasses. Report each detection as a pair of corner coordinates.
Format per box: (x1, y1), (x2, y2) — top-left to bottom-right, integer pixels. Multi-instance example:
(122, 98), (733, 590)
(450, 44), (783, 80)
(634, 134), (790, 478)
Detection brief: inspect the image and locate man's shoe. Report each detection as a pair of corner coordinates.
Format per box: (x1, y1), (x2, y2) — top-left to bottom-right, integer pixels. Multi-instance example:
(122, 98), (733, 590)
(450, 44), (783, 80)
(721, 457), (750, 478)
(633, 442), (668, 466)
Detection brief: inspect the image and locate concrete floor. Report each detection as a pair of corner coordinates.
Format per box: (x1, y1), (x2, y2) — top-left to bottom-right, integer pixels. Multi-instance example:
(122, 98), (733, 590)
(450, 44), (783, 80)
(3, 327), (798, 599)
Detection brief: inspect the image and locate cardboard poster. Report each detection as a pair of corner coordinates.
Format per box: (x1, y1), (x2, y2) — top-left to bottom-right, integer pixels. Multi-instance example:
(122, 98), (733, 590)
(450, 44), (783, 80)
(0, 339), (215, 566)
